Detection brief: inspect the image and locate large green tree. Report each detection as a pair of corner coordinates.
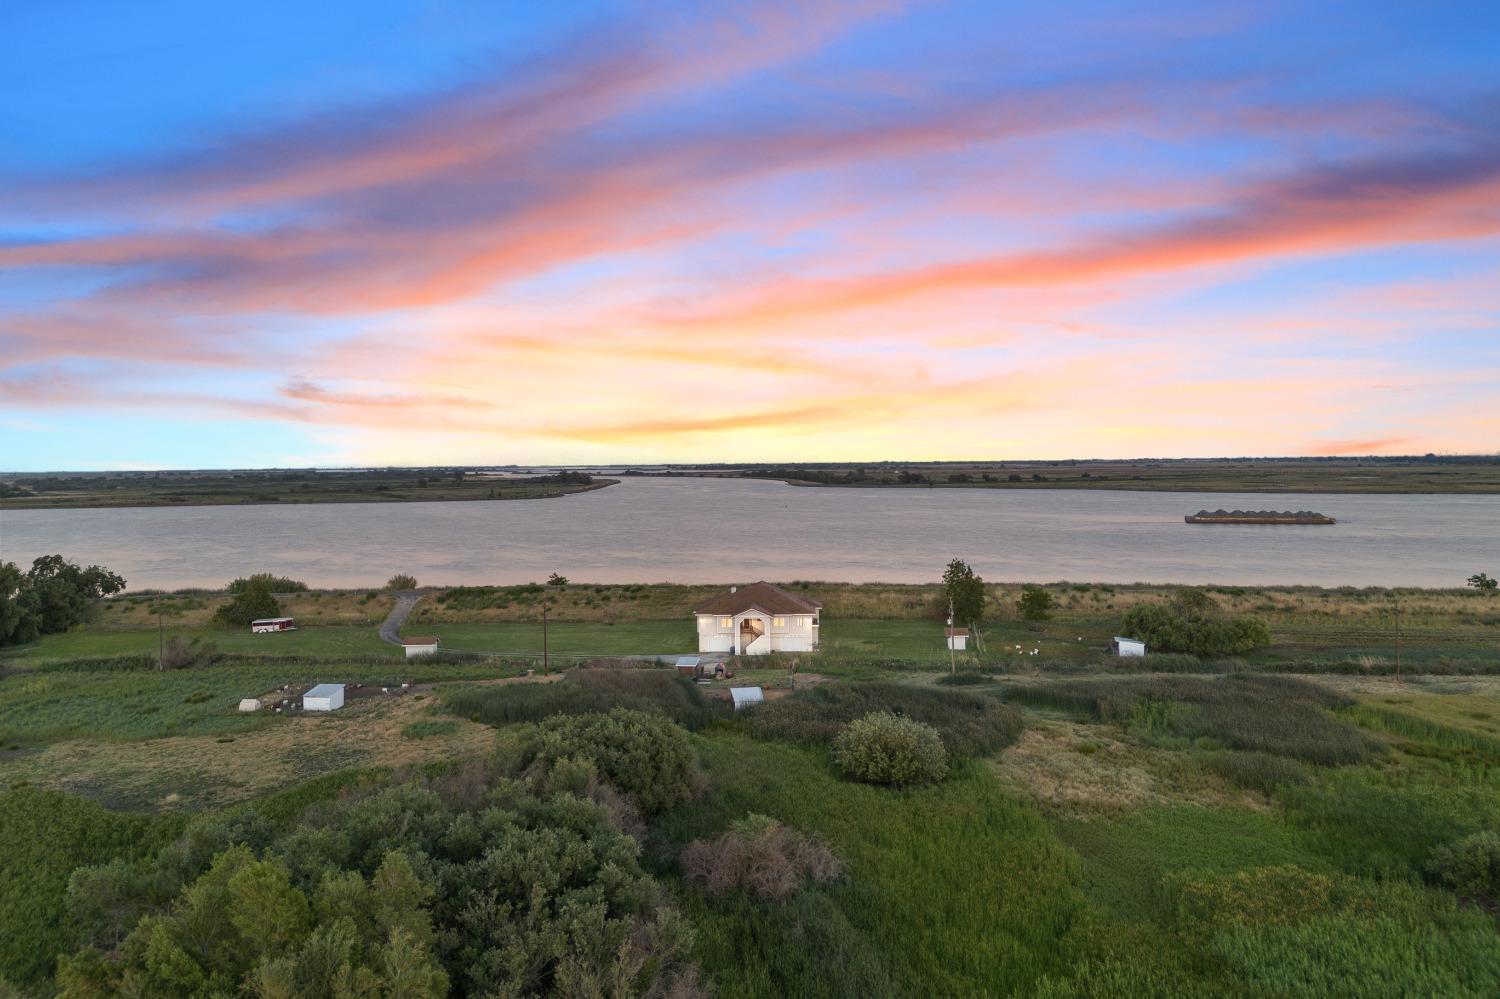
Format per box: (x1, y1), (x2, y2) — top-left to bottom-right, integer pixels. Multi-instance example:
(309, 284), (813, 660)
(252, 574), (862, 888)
(0, 556), (125, 647)
(942, 559), (986, 629)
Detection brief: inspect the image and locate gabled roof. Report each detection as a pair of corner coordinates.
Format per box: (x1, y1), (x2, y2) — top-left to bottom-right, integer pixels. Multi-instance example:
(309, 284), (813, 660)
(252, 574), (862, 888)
(400, 636), (440, 646)
(945, 628), (969, 637)
(694, 581), (822, 617)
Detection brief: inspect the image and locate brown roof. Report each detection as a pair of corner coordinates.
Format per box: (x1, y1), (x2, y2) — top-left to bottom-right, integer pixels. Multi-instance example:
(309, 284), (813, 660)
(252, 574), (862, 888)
(400, 636), (440, 645)
(945, 628), (969, 637)
(694, 581), (822, 617)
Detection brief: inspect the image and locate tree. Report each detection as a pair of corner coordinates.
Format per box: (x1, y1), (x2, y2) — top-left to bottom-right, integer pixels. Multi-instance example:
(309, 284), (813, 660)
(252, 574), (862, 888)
(386, 574), (417, 590)
(211, 580), (280, 628)
(547, 572), (569, 586)
(1119, 588), (1272, 656)
(1469, 572), (1498, 593)
(0, 556), (125, 648)
(1016, 585), (1055, 621)
(942, 559), (986, 629)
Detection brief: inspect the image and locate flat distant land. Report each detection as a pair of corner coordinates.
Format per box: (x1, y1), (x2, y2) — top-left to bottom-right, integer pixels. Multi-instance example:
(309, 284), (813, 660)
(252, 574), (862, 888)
(0, 468), (614, 509)
(652, 456), (1500, 493)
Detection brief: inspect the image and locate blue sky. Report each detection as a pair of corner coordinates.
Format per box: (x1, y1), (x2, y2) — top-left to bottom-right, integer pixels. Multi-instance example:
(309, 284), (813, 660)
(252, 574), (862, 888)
(2, 0), (1498, 469)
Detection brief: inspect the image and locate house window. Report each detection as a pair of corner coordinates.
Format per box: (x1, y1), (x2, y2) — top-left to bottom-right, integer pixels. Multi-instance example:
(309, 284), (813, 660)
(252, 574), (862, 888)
(773, 617), (786, 628)
(720, 617), (732, 629)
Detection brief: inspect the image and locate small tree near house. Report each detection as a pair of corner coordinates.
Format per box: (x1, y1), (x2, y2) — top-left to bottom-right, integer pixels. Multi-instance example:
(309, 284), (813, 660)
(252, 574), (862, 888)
(1469, 572), (1498, 593)
(942, 559), (985, 629)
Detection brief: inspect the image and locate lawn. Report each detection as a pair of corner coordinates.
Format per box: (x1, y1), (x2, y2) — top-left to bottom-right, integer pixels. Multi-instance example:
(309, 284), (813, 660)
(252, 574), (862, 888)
(1, 623), (399, 664)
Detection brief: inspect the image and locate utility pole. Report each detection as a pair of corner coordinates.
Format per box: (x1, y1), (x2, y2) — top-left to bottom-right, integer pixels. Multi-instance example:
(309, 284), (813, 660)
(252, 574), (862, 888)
(947, 600), (956, 676)
(542, 605), (549, 675)
(1394, 595), (1401, 682)
(158, 610), (164, 671)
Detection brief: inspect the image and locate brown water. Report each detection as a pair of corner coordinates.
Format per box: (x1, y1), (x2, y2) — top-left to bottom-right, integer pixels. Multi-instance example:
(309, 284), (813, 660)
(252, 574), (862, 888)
(1, 476), (1496, 589)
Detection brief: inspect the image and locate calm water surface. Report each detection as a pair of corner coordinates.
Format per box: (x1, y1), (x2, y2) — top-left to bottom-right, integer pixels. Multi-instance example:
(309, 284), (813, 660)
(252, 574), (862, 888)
(1, 477), (1496, 589)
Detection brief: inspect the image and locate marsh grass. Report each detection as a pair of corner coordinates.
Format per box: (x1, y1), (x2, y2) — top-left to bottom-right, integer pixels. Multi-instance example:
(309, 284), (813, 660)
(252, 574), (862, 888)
(744, 682), (1023, 757)
(444, 668), (726, 729)
(1002, 675), (1380, 765)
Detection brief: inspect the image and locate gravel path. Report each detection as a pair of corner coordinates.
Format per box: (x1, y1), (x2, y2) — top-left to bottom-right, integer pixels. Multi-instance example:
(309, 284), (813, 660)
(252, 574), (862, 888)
(378, 591), (422, 646)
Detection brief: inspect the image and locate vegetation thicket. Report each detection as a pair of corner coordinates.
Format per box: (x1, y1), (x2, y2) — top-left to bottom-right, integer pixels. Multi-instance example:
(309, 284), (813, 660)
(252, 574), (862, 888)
(833, 712), (948, 787)
(1470, 572), (1498, 593)
(1119, 588), (1272, 656)
(386, 574), (418, 590)
(210, 578), (281, 628)
(518, 707), (703, 814)
(226, 573), (307, 593)
(1426, 831), (1500, 901)
(0, 555), (125, 647)
(1017, 584), (1056, 621)
(679, 814), (842, 899)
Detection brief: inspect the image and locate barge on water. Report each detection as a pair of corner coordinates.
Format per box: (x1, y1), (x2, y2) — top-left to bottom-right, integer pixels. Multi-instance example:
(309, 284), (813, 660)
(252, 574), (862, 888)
(1185, 509), (1336, 525)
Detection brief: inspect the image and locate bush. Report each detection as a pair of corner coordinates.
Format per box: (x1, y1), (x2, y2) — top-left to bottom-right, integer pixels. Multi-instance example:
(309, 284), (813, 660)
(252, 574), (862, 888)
(1427, 832), (1500, 899)
(746, 682), (1022, 758)
(159, 636), (220, 670)
(386, 573), (417, 590)
(1016, 585), (1055, 621)
(680, 814), (842, 899)
(226, 573), (307, 593)
(1119, 589), (1271, 656)
(833, 712), (947, 787)
(211, 581), (280, 628)
(521, 708), (701, 813)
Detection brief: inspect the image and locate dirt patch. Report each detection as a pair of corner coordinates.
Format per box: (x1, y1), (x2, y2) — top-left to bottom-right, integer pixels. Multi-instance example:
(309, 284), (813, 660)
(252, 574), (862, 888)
(992, 719), (1260, 814)
(7, 693), (493, 813)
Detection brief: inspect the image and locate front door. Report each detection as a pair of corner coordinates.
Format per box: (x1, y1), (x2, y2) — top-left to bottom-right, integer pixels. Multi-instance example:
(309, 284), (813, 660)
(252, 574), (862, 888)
(738, 616), (764, 654)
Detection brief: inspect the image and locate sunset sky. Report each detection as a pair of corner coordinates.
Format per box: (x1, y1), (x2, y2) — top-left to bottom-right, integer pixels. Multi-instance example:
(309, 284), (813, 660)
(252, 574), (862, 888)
(2, 0), (1498, 470)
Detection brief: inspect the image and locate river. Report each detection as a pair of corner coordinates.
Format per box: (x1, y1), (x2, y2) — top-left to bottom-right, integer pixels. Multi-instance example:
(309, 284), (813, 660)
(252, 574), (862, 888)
(1, 477), (1496, 589)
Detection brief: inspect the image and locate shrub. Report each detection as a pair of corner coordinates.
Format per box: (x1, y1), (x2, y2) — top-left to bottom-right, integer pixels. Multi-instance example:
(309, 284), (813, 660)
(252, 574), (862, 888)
(1427, 832), (1500, 899)
(211, 581), (280, 628)
(1119, 589), (1271, 656)
(746, 682), (1022, 758)
(680, 814), (842, 899)
(1016, 585), (1055, 621)
(159, 636), (220, 670)
(226, 573), (307, 593)
(386, 573), (417, 590)
(521, 708), (701, 813)
(833, 712), (947, 787)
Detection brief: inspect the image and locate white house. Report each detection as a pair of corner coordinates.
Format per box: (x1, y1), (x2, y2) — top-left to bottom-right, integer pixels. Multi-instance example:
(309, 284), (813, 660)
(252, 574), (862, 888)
(401, 636), (440, 658)
(694, 582), (821, 656)
(946, 627), (969, 651)
(1113, 636), (1147, 657)
(303, 683), (345, 711)
(250, 617), (296, 634)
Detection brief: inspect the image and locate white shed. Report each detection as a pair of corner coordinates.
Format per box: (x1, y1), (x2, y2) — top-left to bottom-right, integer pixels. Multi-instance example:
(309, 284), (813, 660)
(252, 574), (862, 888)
(1113, 636), (1147, 657)
(729, 686), (765, 711)
(401, 636), (440, 658)
(237, 698), (262, 713)
(303, 683), (345, 711)
(945, 627), (969, 651)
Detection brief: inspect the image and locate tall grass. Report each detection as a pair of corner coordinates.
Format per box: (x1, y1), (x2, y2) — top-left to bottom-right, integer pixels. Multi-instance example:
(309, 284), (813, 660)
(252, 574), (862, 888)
(1003, 675), (1379, 765)
(744, 682), (1023, 757)
(444, 668), (725, 729)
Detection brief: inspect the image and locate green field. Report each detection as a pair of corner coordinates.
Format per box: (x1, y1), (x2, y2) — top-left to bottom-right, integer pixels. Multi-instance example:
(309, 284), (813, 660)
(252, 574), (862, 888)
(2, 623), (399, 664)
(675, 456), (1500, 493)
(0, 468), (614, 509)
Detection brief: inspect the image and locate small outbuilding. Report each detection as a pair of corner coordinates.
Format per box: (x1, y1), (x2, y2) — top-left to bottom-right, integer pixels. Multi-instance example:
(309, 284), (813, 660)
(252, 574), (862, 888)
(238, 697), (262, 713)
(729, 686), (765, 711)
(1113, 636), (1147, 657)
(675, 656), (702, 678)
(945, 627), (969, 651)
(401, 636), (440, 658)
(303, 683), (346, 711)
(251, 617), (297, 634)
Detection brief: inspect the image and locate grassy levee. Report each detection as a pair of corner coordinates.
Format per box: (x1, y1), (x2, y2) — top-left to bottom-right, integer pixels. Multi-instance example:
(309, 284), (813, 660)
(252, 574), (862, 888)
(655, 733), (1089, 997)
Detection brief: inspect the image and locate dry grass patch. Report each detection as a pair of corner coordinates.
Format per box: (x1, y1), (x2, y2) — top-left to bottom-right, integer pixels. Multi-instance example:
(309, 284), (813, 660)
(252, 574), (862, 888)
(992, 719), (1260, 814)
(6, 693), (491, 812)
